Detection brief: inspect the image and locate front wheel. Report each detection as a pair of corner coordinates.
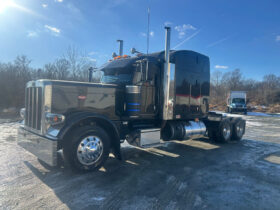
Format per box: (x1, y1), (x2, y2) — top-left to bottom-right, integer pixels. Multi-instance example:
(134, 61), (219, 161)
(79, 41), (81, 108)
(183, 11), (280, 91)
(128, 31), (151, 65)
(64, 125), (110, 172)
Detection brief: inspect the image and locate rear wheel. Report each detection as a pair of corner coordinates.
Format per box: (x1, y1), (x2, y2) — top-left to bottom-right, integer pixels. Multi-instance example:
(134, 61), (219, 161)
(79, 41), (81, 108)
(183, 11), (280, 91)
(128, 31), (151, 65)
(64, 125), (110, 172)
(231, 118), (246, 141)
(211, 119), (232, 143)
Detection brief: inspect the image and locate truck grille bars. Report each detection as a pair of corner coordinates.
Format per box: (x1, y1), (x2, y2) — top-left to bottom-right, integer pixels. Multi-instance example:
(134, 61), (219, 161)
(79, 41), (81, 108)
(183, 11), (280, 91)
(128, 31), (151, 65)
(25, 87), (43, 130)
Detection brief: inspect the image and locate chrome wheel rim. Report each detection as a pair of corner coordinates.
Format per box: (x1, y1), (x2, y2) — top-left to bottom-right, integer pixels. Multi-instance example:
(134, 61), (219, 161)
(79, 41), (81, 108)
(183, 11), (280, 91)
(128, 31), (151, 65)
(77, 136), (103, 166)
(223, 124), (231, 139)
(236, 123), (244, 137)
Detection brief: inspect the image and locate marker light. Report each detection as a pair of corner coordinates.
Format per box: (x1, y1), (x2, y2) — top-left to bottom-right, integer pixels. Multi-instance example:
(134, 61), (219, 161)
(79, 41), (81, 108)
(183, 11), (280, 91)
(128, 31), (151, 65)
(20, 108), (25, 119)
(45, 112), (65, 125)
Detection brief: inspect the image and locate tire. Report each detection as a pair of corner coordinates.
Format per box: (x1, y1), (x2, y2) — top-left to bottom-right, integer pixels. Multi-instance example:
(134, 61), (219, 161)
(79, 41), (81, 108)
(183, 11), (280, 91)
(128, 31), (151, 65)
(212, 119), (232, 143)
(63, 125), (111, 172)
(231, 118), (246, 141)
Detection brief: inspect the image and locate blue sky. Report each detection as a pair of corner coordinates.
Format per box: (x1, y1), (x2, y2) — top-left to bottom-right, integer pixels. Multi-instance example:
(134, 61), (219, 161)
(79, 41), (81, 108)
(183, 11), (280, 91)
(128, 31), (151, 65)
(0, 0), (279, 80)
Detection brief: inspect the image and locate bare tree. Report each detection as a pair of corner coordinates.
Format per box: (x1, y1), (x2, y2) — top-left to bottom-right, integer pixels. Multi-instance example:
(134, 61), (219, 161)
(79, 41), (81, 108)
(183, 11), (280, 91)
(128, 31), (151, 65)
(63, 46), (96, 81)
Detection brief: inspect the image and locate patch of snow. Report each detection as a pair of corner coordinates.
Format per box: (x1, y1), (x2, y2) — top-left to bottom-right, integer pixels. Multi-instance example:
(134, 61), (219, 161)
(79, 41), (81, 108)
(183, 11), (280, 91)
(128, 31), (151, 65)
(246, 121), (263, 127)
(166, 175), (176, 184)
(248, 112), (280, 117)
(91, 196), (105, 201)
(194, 195), (202, 207)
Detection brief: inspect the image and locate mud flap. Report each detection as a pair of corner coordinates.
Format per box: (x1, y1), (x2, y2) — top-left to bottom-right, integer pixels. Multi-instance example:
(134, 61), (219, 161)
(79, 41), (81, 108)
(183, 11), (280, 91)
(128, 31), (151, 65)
(111, 139), (123, 160)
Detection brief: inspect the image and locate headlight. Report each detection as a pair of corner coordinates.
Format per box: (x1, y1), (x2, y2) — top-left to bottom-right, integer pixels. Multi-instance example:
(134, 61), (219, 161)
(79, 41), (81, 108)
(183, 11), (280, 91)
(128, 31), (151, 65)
(20, 108), (26, 119)
(45, 112), (65, 125)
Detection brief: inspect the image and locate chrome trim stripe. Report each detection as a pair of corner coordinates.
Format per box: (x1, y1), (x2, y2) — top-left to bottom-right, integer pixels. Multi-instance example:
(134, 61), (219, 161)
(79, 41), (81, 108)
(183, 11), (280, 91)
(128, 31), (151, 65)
(126, 85), (141, 94)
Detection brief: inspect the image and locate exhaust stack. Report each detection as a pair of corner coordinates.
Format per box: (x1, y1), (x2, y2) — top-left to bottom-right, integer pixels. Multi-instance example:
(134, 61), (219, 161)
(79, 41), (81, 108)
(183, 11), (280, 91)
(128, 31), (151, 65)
(117, 40), (123, 56)
(162, 26), (174, 120)
(164, 27), (171, 66)
(88, 67), (93, 82)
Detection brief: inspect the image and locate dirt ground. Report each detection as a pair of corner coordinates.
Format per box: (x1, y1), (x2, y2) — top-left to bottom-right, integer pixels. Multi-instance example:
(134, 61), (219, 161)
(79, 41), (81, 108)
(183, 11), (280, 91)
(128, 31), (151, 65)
(1, 114), (280, 210)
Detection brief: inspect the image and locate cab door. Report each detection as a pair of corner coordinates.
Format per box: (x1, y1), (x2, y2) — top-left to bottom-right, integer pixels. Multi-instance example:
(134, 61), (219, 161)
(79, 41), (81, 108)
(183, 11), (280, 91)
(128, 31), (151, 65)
(132, 60), (158, 118)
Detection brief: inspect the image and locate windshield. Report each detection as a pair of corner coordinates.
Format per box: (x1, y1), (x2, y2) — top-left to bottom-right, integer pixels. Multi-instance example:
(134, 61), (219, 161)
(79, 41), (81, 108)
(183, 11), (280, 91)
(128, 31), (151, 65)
(232, 98), (245, 104)
(98, 58), (136, 84)
(100, 73), (132, 84)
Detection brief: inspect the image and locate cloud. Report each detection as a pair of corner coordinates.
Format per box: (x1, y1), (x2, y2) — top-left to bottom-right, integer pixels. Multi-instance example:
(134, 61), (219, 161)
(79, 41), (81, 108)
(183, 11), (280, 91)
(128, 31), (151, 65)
(44, 25), (61, 36)
(140, 32), (146, 37)
(276, 35), (280, 42)
(27, 31), (39, 38)
(66, 3), (83, 20)
(174, 24), (197, 39)
(55, 0), (63, 2)
(215, 65), (229, 69)
(89, 51), (98, 56)
(164, 21), (172, 27)
(172, 30), (201, 49)
(140, 31), (154, 37)
(42, 4), (48, 8)
(84, 57), (97, 63)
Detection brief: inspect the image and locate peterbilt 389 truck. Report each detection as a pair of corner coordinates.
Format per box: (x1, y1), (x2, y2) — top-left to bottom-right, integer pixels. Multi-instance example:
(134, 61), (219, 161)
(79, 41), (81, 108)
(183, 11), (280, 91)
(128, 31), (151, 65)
(18, 27), (246, 172)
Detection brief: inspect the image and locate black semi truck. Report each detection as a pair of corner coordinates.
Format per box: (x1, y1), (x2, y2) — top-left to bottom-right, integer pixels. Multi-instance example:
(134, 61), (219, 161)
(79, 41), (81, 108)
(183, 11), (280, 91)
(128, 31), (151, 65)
(18, 27), (246, 171)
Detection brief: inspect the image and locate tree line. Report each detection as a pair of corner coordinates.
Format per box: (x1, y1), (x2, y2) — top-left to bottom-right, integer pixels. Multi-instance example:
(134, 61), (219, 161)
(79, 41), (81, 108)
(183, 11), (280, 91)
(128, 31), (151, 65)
(0, 50), (279, 110)
(0, 47), (97, 109)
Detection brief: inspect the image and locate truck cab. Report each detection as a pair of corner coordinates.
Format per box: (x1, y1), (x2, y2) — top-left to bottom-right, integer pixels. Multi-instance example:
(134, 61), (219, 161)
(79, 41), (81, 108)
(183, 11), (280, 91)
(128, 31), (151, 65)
(227, 91), (247, 114)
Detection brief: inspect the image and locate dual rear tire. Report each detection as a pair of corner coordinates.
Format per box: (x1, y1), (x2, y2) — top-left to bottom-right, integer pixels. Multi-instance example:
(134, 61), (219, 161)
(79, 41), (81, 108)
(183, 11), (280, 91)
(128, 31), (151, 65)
(208, 118), (245, 143)
(231, 118), (246, 141)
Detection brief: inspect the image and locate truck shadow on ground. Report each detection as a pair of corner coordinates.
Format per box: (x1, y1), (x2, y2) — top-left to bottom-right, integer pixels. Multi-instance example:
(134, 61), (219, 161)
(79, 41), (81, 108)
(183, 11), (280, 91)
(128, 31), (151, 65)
(23, 138), (277, 209)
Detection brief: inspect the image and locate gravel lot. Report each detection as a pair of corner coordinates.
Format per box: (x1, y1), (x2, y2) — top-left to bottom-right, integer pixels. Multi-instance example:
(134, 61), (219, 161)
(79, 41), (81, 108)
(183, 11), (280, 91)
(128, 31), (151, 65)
(1, 113), (280, 210)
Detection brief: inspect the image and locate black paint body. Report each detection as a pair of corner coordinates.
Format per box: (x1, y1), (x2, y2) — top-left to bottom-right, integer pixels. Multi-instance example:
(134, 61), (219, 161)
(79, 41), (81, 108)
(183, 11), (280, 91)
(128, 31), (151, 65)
(45, 50), (210, 134)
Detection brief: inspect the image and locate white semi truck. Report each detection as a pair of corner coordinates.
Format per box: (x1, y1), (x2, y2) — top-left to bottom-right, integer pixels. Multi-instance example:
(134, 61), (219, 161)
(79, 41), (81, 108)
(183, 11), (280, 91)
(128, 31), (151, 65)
(227, 91), (247, 114)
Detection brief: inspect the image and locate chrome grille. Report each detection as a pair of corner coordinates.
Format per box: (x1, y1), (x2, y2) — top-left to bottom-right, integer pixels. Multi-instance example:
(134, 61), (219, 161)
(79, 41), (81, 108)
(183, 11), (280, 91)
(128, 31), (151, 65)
(25, 87), (43, 130)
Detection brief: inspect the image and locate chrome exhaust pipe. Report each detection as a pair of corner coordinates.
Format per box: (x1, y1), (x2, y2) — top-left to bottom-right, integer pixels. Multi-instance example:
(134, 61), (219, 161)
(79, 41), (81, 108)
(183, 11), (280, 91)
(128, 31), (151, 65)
(162, 26), (172, 120)
(117, 40), (123, 56)
(164, 26), (171, 64)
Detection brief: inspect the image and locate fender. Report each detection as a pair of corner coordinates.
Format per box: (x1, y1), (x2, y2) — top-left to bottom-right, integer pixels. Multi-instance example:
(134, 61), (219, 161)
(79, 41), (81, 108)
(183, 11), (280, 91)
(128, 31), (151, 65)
(58, 111), (122, 160)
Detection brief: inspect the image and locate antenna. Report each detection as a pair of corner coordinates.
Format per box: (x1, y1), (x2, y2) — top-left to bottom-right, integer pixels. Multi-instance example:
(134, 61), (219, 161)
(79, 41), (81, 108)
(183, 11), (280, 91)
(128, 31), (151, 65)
(146, 6), (150, 55)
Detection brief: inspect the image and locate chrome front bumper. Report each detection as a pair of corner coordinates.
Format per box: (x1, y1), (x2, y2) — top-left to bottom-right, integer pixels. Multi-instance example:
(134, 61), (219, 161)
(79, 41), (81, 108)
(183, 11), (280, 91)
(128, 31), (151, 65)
(17, 126), (58, 166)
